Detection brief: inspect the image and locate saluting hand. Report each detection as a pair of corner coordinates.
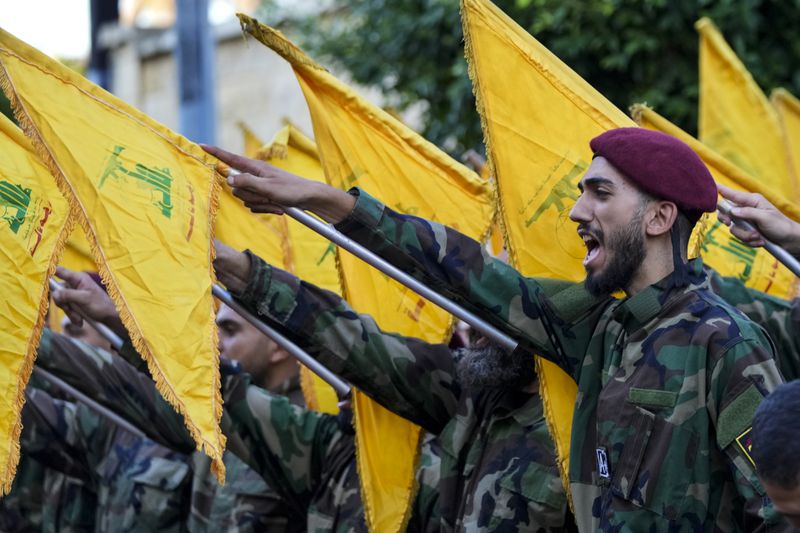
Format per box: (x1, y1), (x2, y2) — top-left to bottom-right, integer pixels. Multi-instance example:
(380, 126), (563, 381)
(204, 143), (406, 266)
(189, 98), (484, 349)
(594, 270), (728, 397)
(201, 144), (356, 224)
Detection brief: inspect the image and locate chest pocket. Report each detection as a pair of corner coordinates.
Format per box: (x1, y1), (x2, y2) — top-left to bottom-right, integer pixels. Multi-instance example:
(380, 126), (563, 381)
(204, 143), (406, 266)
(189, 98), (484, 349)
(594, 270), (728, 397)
(495, 462), (569, 528)
(607, 389), (701, 520)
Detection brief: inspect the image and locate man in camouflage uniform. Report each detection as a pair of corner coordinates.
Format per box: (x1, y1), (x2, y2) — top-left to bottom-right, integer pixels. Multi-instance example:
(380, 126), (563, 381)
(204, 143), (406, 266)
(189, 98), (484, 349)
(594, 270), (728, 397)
(213, 240), (574, 530)
(48, 268), (304, 533)
(206, 126), (787, 530)
(20, 382), (192, 532)
(32, 318), (441, 532)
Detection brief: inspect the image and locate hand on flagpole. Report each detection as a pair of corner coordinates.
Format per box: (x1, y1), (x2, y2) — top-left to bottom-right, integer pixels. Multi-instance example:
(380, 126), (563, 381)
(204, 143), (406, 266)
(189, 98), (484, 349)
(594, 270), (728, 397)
(213, 240), (251, 294)
(717, 184), (800, 258)
(52, 266), (126, 338)
(201, 144), (356, 224)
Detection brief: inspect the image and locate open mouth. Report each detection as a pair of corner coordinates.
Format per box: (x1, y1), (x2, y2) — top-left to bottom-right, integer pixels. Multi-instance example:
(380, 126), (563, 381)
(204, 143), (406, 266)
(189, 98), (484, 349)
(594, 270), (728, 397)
(580, 233), (602, 268)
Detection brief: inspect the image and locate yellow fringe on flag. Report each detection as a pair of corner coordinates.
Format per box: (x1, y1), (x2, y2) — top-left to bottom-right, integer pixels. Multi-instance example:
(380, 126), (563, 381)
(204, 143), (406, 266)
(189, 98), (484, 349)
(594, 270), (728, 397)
(0, 29), (227, 481)
(0, 112), (73, 494)
(238, 14), (495, 532)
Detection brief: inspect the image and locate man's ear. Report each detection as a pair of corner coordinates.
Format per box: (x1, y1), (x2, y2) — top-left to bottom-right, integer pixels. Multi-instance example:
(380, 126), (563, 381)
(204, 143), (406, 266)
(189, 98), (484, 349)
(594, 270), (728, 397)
(269, 347), (292, 364)
(645, 201), (678, 237)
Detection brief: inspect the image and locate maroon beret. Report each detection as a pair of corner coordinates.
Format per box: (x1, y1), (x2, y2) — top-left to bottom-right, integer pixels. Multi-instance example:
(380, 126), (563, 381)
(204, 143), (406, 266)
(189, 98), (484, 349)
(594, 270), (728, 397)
(589, 128), (717, 219)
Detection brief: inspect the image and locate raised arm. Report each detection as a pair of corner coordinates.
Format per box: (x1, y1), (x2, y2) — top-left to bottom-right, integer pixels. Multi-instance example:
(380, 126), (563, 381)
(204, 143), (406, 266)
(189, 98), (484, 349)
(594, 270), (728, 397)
(20, 388), (91, 481)
(204, 144), (605, 377)
(34, 329), (194, 453)
(217, 244), (462, 434)
(222, 373), (351, 518)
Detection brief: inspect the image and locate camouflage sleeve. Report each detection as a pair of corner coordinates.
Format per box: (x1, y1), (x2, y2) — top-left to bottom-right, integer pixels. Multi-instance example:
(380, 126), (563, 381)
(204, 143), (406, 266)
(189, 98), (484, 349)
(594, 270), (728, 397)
(707, 267), (800, 381)
(234, 252), (461, 434)
(331, 188), (608, 376)
(407, 434), (441, 533)
(34, 328), (195, 453)
(222, 373), (346, 517)
(707, 333), (786, 527)
(20, 388), (90, 480)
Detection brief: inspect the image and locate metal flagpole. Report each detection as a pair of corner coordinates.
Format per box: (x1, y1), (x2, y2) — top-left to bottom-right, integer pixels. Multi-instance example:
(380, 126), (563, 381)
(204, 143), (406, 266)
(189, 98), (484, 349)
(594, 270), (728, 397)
(212, 284), (351, 398)
(225, 167), (519, 352)
(718, 199), (800, 278)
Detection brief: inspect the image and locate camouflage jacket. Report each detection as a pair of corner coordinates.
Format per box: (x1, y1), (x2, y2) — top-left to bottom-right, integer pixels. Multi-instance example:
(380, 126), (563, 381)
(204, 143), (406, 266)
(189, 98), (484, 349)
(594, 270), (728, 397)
(234, 255), (573, 532)
(222, 369), (442, 533)
(32, 329), (299, 533)
(21, 384), (191, 532)
(2, 376), (97, 533)
(287, 188), (784, 531)
(0, 454), (46, 532)
(707, 267), (800, 381)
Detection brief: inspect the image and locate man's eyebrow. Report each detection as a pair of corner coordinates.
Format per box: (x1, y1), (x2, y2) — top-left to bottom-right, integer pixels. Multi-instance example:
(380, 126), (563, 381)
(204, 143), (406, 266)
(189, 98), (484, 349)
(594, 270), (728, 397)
(577, 176), (615, 192)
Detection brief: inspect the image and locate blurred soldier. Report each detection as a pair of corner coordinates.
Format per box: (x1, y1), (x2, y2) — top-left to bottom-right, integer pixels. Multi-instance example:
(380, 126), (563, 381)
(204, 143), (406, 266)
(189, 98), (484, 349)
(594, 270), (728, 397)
(751, 380), (800, 527)
(21, 385), (192, 532)
(33, 299), (442, 532)
(205, 127), (786, 530)
(51, 268), (303, 532)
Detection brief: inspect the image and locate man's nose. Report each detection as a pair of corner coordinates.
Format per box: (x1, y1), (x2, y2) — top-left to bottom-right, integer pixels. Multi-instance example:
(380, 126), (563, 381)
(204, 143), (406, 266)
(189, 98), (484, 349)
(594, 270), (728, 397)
(569, 194), (589, 223)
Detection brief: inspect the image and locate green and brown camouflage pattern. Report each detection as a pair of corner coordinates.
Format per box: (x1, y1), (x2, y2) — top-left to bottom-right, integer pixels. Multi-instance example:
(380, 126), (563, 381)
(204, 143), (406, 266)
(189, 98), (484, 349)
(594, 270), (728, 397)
(707, 266), (800, 381)
(233, 254), (573, 531)
(32, 329), (299, 533)
(241, 188), (785, 531)
(21, 384), (191, 532)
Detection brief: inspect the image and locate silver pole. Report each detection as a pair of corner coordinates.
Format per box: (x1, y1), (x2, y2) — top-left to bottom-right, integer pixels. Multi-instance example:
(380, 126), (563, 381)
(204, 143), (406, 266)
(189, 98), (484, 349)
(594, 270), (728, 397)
(284, 207), (520, 352)
(31, 367), (147, 439)
(212, 284), (351, 398)
(48, 279), (124, 351)
(718, 200), (800, 278)
(225, 167), (519, 352)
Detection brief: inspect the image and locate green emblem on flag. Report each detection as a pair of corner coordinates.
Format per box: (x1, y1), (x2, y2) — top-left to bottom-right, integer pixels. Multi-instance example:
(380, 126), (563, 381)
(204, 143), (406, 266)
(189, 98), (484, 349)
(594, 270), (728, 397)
(0, 180), (31, 234)
(99, 145), (174, 218)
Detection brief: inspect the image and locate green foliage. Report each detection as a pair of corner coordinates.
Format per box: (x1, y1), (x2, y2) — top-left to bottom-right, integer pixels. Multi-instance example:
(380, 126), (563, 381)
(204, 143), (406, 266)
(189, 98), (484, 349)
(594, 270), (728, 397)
(279, 0), (800, 155)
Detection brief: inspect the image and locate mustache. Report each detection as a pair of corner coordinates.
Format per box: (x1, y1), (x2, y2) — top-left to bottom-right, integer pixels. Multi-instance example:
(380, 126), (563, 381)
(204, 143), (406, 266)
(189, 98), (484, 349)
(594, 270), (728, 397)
(577, 223), (604, 242)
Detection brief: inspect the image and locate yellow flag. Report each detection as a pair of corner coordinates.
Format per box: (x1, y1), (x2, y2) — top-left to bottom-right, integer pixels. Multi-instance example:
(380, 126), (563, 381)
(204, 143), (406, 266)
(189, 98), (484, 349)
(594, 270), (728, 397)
(0, 112), (71, 493)
(240, 15), (495, 532)
(633, 104), (799, 298)
(772, 88), (800, 202)
(461, 0), (635, 501)
(0, 30), (227, 479)
(697, 18), (799, 202)
(260, 123), (342, 415)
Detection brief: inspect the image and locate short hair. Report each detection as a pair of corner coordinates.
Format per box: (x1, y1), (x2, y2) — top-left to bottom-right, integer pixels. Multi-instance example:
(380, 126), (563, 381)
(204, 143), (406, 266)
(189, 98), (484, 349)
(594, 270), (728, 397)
(751, 380), (800, 489)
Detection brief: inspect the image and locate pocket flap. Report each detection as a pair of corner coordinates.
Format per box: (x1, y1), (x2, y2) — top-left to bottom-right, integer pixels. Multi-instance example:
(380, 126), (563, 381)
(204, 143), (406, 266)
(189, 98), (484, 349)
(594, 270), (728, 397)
(627, 388), (677, 409)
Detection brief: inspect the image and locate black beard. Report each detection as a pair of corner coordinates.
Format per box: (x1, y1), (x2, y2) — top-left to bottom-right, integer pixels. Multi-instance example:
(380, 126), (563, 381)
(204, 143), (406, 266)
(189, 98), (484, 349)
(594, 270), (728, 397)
(584, 211), (646, 297)
(456, 343), (535, 392)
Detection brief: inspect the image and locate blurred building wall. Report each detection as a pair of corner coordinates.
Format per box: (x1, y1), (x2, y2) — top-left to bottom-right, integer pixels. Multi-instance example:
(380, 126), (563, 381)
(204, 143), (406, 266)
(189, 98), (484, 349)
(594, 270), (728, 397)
(100, 18), (314, 153)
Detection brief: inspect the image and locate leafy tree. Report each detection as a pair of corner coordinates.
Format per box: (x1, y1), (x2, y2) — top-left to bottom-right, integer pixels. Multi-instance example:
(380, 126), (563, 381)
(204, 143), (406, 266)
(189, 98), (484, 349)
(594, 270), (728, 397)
(269, 0), (800, 155)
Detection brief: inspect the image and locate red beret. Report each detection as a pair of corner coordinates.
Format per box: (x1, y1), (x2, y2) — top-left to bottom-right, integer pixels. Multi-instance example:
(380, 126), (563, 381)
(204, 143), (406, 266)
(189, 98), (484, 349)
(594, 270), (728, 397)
(589, 128), (717, 219)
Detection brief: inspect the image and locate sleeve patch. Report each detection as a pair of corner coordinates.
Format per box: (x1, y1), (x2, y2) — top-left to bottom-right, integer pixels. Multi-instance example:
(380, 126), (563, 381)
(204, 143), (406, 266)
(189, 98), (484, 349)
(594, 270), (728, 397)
(735, 427), (755, 467)
(717, 384), (763, 450)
